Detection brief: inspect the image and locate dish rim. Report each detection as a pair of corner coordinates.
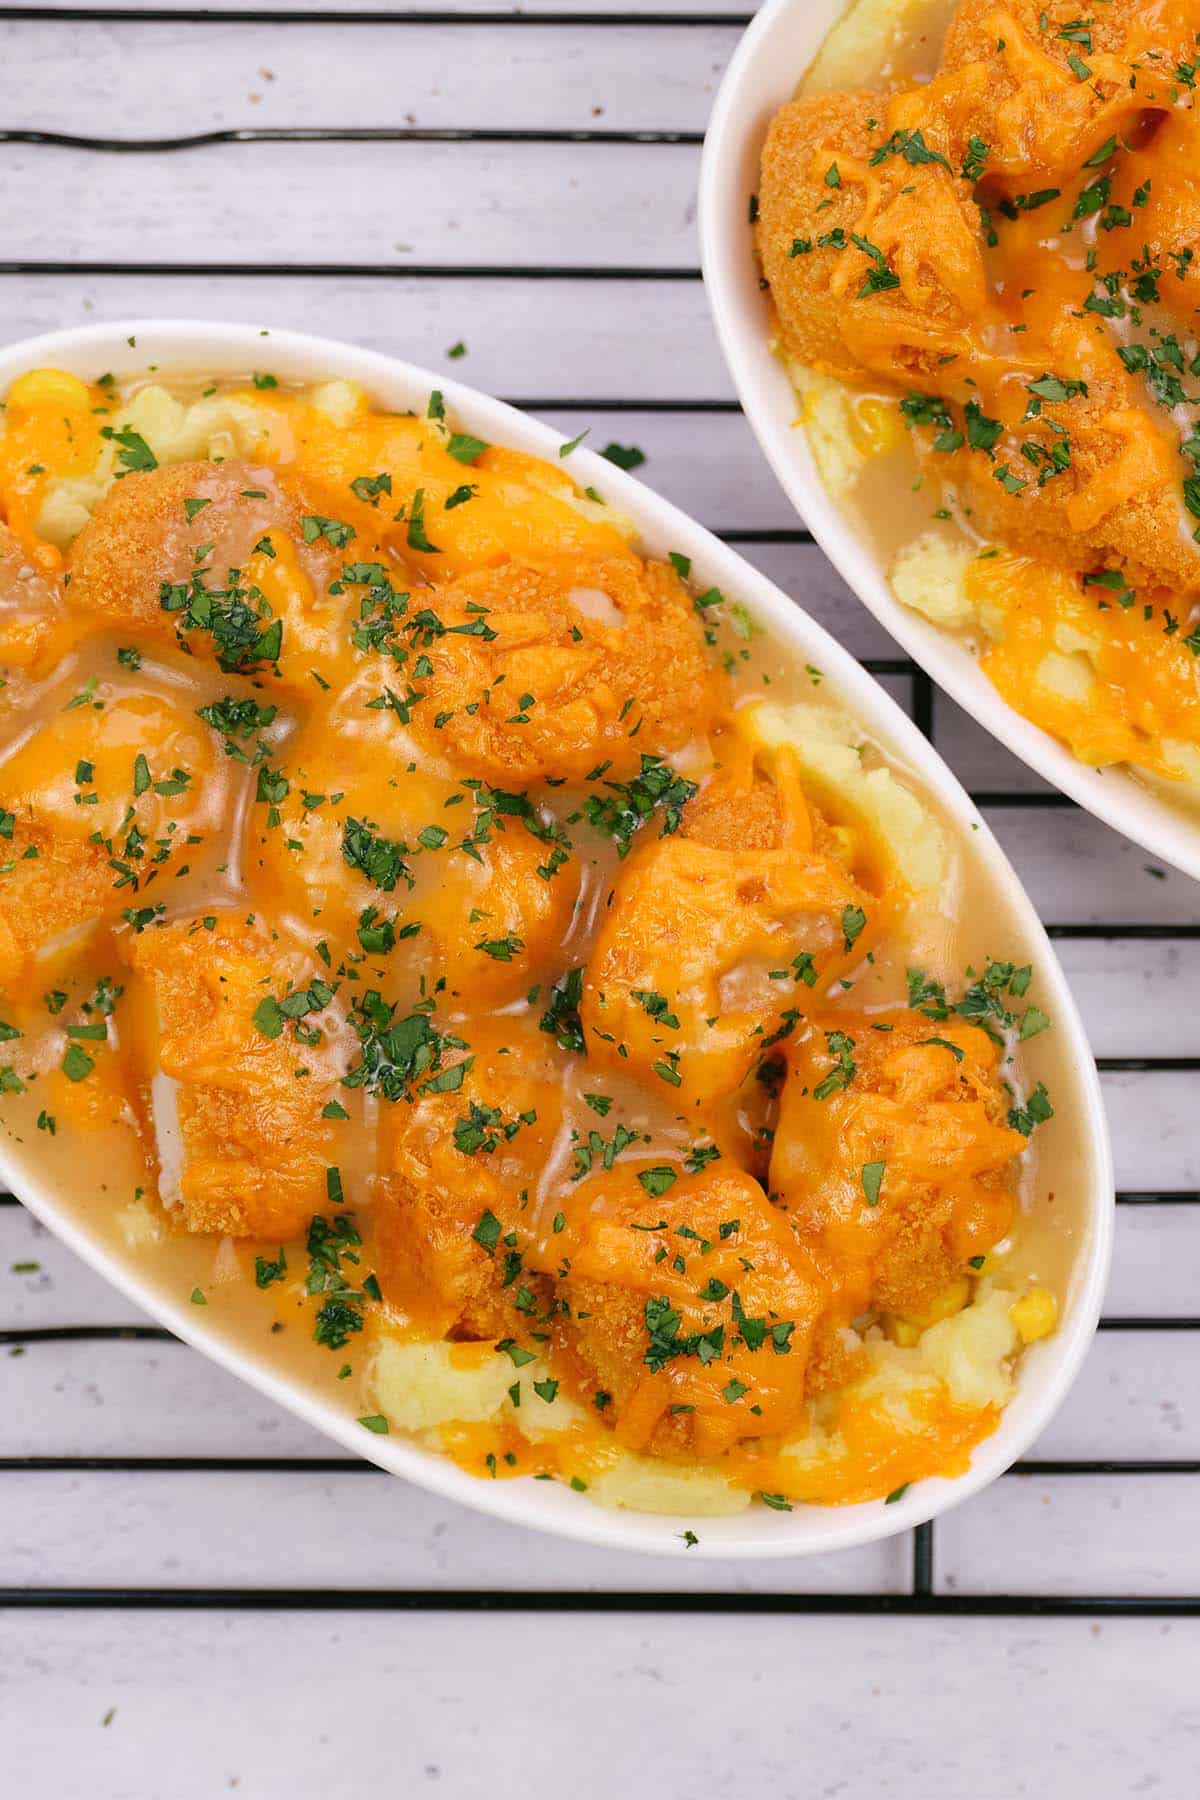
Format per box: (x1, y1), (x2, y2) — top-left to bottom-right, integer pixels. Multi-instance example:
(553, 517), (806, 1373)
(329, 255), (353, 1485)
(0, 317), (1113, 1559)
(697, 0), (1200, 884)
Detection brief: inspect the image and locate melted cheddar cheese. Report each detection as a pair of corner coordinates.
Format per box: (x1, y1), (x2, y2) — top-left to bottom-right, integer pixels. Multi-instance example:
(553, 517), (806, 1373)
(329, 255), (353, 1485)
(757, 0), (1200, 793)
(0, 366), (1059, 1516)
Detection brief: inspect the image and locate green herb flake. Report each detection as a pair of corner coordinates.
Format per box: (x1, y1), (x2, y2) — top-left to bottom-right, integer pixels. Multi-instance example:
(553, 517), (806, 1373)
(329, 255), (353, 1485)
(860, 1160), (886, 1207)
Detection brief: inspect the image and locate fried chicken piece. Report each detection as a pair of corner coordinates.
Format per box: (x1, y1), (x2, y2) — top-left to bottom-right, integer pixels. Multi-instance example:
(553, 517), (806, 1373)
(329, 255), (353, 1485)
(757, 91), (987, 386)
(238, 395), (640, 580)
(124, 912), (351, 1239)
(409, 553), (722, 785)
(0, 687), (228, 989)
(373, 1018), (564, 1339)
(937, 305), (1200, 592)
(543, 1164), (827, 1459)
(245, 669), (579, 1002)
(581, 753), (876, 1119)
(65, 459), (410, 694)
(937, 0), (1192, 182)
(770, 1009), (1022, 1322)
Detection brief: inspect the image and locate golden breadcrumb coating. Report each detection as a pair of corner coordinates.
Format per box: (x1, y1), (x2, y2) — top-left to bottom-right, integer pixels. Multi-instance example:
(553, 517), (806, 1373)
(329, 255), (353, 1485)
(375, 1019), (563, 1339)
(550, 1164), (826, 1460)
(411, 553), (721, 785)
(757, 91), (986, 386)
(771, 1008), (1023, 1319)
(125, 912), (349, 1240)
(66, 459), (409, 694)
(582, 755), (875, 1117)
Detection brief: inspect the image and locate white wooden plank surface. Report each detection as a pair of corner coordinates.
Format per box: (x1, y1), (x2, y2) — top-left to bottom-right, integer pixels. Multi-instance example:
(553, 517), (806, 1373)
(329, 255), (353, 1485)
(61, 0), (757, 13)
(7, 1612), (1200, 1799)
(986, 810), (1194, 923)
(1101, 1075), (1198, 1192)
(940, 1476), (1200, 1595)
(0, 140), (701, 267)
(1, 2), (1197, 1786)
(0, 1467), (910, 1594)
(4, 21), (741, 133)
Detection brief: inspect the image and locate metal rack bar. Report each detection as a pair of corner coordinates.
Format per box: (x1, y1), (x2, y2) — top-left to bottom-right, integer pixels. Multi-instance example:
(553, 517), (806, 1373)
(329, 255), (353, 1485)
(1, 1588), (1197, 1616)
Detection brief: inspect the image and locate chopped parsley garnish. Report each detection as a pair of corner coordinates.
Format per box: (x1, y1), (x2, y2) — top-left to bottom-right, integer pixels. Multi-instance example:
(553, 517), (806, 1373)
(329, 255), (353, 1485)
(1009, 1081), (1054, 1137)
(341, 817), (412, 893)
(637, 1166), (677, 1197)
(600, 442), (646, 471)
(160, 571), (282, 674)
(869, 126), (951, 172)
(841, 904), (867, 952)
(342, 992), (469, 1102)
(301, 514), (356, 550)
(861, 1161), (886, 1207)
(196, 695), (277, 755)
(539, 966), (584, 1054)
(405, 488), (440, 554)
(643, 1295), (724, 1374)
(584, 755), (697, 856)
(255, 1249), (288, 1289)
(812, 1030), (857, 1101)
(101, 425), (157, 477)
(349, 473), (392, 506)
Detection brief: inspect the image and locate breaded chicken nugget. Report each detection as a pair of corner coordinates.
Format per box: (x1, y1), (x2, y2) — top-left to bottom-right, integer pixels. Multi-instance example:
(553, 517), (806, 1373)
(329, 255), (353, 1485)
(581, 754), (876, 1118)
(933, 308), (1200, 591)
(245, 668), (580, 1003)
(757, 92), (987, 386)
(1096, 104), (1200, 320)
(770, 1010), (1021, 1320)
(125, 912), (352, 1239)
(544, 1164), (826, 1459)
(0, 687), (228, 988)
(938, 0), (1193, 182)
(410, 553), (722, 786)
(374, 1018), (563, 1339)
(66, 459), (410, 694)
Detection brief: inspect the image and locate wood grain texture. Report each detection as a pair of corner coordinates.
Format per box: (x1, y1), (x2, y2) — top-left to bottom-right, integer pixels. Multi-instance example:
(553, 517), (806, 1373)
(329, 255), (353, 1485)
(7, 1612), (1200, 1797)
(0, 138), (703, 266)
(3, 20), (741, 135)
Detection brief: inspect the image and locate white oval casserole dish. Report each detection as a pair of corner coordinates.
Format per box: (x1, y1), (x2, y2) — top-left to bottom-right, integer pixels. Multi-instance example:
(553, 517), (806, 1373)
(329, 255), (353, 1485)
(0, 319), (1112, 1558)
(699, 0), (1200, 882)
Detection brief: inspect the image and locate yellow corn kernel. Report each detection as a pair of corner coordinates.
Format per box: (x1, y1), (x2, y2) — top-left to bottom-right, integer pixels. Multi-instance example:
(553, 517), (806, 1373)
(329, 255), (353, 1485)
(848, 395), (904, 458)
(887, 1277), (973, 1345)
(6, 368), (91, 413)
(1010, 1287), (1058, 1344)
(887, 1318), (922, 1349)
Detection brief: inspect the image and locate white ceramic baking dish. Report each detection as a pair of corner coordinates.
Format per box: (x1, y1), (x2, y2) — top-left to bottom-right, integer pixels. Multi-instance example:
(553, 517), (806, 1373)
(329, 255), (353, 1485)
(0, 319), (1112, 1557)
(699, 0), (1200, 882)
